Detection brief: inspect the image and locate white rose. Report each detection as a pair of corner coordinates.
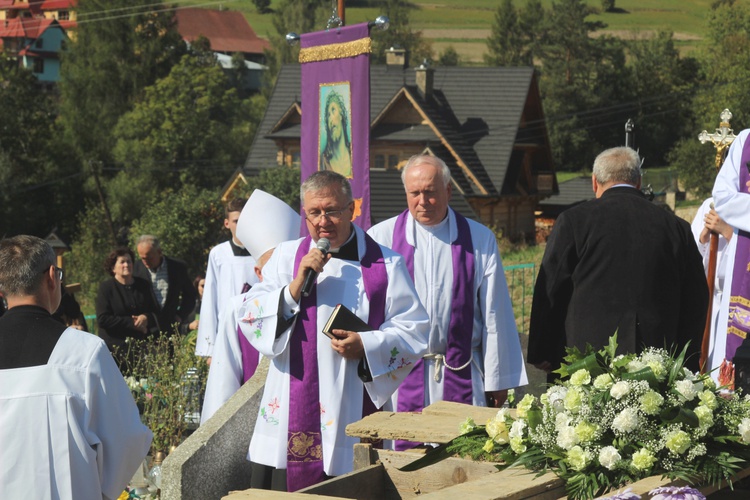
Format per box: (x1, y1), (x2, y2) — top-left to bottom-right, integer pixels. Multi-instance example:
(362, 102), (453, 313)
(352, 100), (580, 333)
(598, 445), (621, 470)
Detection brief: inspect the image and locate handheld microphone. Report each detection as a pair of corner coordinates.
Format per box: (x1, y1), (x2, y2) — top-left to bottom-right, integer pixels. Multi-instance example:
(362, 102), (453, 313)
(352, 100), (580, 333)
(301, 237), (331, 297)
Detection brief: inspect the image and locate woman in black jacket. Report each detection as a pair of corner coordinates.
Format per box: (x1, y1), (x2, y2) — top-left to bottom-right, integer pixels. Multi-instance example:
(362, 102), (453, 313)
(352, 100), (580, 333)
(96, 247), (160, 372)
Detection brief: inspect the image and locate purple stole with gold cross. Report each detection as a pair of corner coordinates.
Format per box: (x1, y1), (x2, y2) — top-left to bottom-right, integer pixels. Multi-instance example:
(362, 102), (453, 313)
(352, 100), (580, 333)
(391, 209), (475, 450)
(285, 232), (386, 492)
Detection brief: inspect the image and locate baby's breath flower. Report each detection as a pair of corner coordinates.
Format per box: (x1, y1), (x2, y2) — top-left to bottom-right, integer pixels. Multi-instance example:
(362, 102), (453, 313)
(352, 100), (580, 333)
(598, 445), (621, 470)
(639, 390), (664, 415)
(665, 429), (691, 454)
(570, 369), (591, 386)
(566, 445), (591, 471)
(631, 448), (656, 470)
(610, 381), (630, 400)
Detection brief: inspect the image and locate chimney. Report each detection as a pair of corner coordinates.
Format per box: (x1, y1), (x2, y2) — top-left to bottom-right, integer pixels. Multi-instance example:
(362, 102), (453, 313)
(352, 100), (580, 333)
(415, 60), (434, 98)
(385, 46), (407, 68)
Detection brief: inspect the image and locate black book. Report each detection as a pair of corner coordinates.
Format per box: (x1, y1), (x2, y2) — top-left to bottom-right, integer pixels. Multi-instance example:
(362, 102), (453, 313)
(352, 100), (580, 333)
(322, 304), (370, 339)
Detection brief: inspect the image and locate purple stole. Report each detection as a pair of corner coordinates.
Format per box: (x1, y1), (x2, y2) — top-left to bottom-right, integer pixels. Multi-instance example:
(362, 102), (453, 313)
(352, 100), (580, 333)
(392, 210), (474, 450)
(286, 233), (386, 492)
(725, 140), (750, 361)
(238, 282), (260, 383)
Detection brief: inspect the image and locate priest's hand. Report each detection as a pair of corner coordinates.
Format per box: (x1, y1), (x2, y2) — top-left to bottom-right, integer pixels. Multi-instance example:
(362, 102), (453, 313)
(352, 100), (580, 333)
(289, 247), (332, 302)
(704, 208), (733, 242)
(486, 389), (508, 408)
(330, 330), (364, 359)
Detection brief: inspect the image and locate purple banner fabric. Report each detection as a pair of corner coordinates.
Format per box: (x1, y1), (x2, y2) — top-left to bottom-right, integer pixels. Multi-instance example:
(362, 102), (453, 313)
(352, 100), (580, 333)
(300, 23), (371, 233)
(392, 210), (475, 450)
(287, 235), (325, 492)
(239, 325), (259, 384)
(726, 141), (750, 361)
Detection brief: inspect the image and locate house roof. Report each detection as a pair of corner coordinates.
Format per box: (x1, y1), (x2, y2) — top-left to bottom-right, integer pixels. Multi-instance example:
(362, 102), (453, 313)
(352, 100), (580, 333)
(538, 176), (593, 208)
(243, 63), (553, 224)
(174, 8), (269, 55)
(0, 16), (56, 39)
(39, 0), (75, 10)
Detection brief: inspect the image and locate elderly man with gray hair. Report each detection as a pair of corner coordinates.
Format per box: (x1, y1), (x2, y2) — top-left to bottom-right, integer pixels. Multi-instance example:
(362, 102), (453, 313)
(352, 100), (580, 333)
(0, 235), (151, 499)
(528, 146), (709, 380)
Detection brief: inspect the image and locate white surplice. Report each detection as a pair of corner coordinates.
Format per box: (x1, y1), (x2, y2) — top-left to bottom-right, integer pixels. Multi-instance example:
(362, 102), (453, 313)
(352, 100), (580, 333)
(713, 129), (750, 371)
(0, 328), (152, 500)
(690, 197), (732, 380)
(200, 294), (252, 424)
(368, 208), (528, 407)
(196, 240), (259, 357)
(237, 225), (429, 476)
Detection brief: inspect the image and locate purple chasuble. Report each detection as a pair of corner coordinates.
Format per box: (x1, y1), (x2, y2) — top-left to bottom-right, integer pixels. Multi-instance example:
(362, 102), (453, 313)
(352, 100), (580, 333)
(286, 233), (386, 492)
(726, 141), (750, 361)
(391, 209), (475, 451)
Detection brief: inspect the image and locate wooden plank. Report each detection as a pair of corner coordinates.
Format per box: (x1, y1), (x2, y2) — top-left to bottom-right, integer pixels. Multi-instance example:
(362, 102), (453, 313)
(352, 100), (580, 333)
(346, 411), (474, 443)
(422, 401), (513, 423)
(223, 491), (341, 499)
(301, 464), (386, 500)
(376, 449), (504, 498)
(416, 468), (565, 499)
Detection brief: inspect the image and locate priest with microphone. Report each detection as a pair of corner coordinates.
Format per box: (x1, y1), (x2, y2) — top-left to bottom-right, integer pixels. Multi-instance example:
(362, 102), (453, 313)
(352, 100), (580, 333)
(237, 170), (429, 492)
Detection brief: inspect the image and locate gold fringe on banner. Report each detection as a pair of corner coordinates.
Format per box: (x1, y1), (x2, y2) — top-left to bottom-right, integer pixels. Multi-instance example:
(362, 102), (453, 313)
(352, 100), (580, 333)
(299, 37), (372, 63)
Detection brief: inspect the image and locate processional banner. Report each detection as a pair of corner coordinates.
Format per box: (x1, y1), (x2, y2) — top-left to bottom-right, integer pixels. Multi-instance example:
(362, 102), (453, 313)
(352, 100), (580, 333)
(300, 22), (371, 232)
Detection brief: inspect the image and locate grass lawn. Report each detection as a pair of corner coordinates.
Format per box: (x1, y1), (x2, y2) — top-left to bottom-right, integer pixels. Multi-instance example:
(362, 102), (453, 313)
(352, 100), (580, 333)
(181, 0), (716, 63)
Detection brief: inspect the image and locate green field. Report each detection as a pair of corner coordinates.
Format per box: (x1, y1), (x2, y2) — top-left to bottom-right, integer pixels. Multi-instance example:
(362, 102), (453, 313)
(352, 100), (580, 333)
(174, 0), (716, 62)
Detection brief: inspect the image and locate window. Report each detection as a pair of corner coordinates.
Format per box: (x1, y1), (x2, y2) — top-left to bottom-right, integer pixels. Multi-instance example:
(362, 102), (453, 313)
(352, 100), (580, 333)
(33, 58), (44, 74)
(388, 155), (399, 169)
(59, 11), (70, 20)
(374, 155), (385, 169)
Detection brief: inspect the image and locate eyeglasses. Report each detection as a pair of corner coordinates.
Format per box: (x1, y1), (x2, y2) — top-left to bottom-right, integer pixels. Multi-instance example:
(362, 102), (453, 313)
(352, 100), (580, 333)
(305, 208), (347, 223)
(41, 265), (64, 282)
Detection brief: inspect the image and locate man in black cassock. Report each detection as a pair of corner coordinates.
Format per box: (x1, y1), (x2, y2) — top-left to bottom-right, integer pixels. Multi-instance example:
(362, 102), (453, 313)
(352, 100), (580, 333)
(528, 147), (709, 380)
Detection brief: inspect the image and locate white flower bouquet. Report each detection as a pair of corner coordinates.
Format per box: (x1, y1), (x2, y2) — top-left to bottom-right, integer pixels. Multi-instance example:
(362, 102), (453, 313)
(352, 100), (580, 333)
(401, 335), (750, 499)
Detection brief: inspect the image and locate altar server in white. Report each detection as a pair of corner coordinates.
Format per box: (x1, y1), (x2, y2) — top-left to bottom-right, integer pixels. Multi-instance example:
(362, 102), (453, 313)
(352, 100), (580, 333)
(238, 171), (429, 492)
(201, 190), (298, 424)
(195, 197), (259, 359)
(0, 235), (152, 500)
(368, 154), (528, 427)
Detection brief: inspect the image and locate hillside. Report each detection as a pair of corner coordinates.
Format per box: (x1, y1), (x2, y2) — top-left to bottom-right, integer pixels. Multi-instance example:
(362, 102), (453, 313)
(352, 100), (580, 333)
(180, 0), (715, 63)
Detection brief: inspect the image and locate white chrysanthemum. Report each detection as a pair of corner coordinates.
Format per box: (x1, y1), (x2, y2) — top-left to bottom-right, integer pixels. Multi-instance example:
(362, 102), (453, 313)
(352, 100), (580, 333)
(694, 405), (713, 428)
(557, 425), (579, 450)
(610, 381), (631, 400)
(567, 445), (591, 471)
(555, 412), (572, 431)
(738, 418), (750, 444)
(598, 445), (621, 470)
(547, 386), (568, 413)
(675, 379), (698, 401)
(509, 419), (526, 439)
(627, 359), (646, 373)
(612, 407), (639, 433)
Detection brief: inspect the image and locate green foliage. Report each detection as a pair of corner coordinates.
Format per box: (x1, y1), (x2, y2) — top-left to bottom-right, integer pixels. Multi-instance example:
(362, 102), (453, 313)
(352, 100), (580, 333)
(123, 333), (208, 454)
(667, 138), (716, 198)
(370, 0), (433, 66)
(484, 0), (526, 66)
(436, 46), (461, 66)
(58, 0), (185, 162)
(252, 0), (271, 14)
(601, 0), (615, 12)
(237, 166), (302, 212)
(129, 185), (225, 277)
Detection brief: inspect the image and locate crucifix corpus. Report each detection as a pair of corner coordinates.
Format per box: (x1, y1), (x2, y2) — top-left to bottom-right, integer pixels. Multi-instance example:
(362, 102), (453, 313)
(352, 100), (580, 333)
(697, 108), (737, 376)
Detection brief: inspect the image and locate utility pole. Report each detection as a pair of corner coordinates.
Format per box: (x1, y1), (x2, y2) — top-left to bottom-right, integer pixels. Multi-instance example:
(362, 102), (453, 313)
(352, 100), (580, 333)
(89, 160), (117, 246)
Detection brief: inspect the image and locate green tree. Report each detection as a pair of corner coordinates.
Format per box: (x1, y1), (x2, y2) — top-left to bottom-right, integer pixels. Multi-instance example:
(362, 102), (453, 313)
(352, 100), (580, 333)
(371, 0), (433, 65)
(112, 51), (259, 205)
(437, 46), (461, 66)
(601, 0), (615, 12)
(0, 61), (83, 237)
(58, 0), (185, 163)
(518, 0), (546, 64)
(237, 166), (302, 212)
(129, 185), (225, 277)
(485, 0), (525, 66)
(253, 0), (271, 14)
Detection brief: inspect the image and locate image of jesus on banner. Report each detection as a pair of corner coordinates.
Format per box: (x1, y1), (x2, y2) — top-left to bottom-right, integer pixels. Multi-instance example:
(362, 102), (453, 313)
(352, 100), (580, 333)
(319, 83), (353, 178)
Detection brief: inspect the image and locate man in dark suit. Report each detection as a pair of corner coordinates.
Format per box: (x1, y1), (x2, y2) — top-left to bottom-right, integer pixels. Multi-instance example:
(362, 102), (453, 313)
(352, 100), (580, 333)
(528, 147), (708, 379)
(134, 235), (197, 335)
